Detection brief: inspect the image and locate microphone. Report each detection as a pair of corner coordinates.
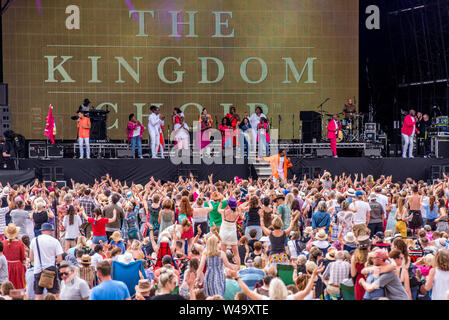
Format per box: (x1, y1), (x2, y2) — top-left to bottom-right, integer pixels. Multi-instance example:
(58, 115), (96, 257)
(325, 98), (330, 102)
(278, 115), (282, 121)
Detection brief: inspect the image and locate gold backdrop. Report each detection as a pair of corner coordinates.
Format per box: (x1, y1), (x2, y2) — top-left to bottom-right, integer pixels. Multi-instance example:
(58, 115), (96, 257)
(3, 0), (358, 140)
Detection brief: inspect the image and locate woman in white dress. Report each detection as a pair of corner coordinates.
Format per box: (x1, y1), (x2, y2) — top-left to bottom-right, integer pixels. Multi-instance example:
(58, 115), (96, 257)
(217, 197), (247, 266)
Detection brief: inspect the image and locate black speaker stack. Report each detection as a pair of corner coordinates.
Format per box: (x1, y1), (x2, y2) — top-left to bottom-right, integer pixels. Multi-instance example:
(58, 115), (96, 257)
(300, 111), (322, 143)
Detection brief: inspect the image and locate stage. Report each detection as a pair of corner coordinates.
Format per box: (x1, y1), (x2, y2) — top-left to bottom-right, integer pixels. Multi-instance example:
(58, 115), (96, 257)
(0, 157), (443, 186)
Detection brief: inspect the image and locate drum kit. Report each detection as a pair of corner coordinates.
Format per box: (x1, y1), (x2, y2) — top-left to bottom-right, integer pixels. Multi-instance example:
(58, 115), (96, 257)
(319, 111), (365, 143)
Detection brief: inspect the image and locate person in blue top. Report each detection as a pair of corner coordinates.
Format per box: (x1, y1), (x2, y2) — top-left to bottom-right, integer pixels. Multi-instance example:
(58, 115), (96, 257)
(109, 231), (126, 253)
(238, 117), (251, 158)
(423, 195), (438, 231)
(311, 201), (331, 234)
(90, 261), (130, 300)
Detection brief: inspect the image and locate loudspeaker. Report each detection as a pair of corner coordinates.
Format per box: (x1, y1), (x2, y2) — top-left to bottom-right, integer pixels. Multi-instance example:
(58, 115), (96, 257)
(364, 148), (382, 157)
(0, 84), (8, 106)
(431, 165), (441, 180)
(42, 167), (53, 181)
(47, 146), (63, 158)
(54, 167), (64, 181)
(365, 123), (376, 132)
(316, 149), (333, 157)
(29, 143), (46, 158)
(300, 111), (321, 121)
(117, 149), (134, 158)
(435, 139), (449, 158)
(302, 120), (322, 143)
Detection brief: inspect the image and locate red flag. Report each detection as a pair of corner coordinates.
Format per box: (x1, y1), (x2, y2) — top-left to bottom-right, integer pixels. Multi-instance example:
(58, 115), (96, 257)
(44, 104), (55, 144)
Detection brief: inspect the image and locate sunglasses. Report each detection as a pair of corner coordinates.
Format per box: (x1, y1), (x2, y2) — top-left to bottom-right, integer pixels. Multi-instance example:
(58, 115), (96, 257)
(60, 271), (71, 276)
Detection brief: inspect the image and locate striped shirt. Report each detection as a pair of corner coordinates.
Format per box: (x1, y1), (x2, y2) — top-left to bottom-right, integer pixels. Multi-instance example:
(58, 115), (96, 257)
(0, 207), (9, 234)
(323, 260), (351, 285)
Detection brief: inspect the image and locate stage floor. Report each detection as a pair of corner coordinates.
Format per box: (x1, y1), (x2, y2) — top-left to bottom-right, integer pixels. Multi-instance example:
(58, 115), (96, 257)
(0, 157), (445, 185)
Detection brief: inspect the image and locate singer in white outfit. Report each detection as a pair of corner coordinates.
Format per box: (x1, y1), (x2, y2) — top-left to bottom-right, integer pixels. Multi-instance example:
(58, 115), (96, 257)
(249, 106), (267, 153)
(148, 106), (165, 159)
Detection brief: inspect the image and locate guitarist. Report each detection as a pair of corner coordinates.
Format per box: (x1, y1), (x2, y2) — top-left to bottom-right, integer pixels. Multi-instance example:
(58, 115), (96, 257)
(327, 114), (341, 159)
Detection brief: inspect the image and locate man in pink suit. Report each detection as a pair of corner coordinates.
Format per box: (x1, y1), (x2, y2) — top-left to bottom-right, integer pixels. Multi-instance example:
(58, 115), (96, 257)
(401, 109), (418, 158)
(327, 114), (341, 158)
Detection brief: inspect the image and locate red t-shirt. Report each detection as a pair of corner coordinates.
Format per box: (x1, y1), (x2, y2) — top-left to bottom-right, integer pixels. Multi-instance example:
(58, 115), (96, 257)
(88, 217), (109, 236)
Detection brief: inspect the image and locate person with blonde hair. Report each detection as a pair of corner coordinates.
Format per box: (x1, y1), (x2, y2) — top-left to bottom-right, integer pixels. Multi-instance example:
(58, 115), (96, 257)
(127, 240), (144, 261)
(395, 197), (412, 237)
(197, 235), (239, 297)
(425, 249), (449, 300)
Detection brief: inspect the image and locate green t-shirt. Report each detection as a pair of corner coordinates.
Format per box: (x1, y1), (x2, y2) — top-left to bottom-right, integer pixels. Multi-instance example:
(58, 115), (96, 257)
(224, 278), (242, 300)
(205, 200), (228, 227)
(277, 204), (291, 230)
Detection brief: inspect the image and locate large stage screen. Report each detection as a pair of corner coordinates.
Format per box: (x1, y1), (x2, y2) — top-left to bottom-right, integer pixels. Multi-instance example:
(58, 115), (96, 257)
(3, 0), (358, 140)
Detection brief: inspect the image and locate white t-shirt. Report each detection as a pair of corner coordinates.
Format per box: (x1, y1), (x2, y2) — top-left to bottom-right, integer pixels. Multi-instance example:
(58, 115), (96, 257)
(174, 123), (190, 139)
(63, 215), (83, 240)
(278, 157), (285, 174)
(133, 126), (141, 137)
(249, 113), (267, 131)
(30, 234), (64, 274)
(91, 253), (103, 269)
(421, 196), (429, 219)
(349, 200), (371, 225)
(376, 193), (389, 214)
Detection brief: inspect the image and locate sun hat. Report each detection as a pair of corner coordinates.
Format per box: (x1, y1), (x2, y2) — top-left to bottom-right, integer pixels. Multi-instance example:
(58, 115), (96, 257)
(80, 254), (92, 265)
(344, 232), (356, 244)
(135, 279), (151, 294)
(40, 222), (54, 232)
(325, 248), (337, 261)
(369, 193), (377, 201)
(4, 223), (20, 240)
(303, 227), (313, 235)
(117, 252), (134, 264)
(358, 235), (371, 249)
(259, 236), (270, 243)
(227, 197), (238, 210)
(316, 229), (327, 241)
(248, 186), (257, 194)
(110, 231), (123, 243)
(346, 188), (356, 197)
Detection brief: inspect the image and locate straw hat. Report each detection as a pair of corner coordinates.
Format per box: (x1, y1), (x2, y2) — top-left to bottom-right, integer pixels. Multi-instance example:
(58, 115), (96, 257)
(80, 254), (91, 265)
(303, 227), (313, 235)
(346, 188), (356, 197)
(316, 229), (327, 241)
(325, 248), (337, 261)
(344, 232), (356, 244)
(248, 186), (257, 194)
(110, 231), (123, 243)
(4, 223), (20, 240)
(135, 279), (151, 294)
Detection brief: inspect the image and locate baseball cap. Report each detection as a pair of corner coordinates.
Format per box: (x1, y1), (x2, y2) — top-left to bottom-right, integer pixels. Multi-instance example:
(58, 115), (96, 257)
(355, 190), (363, 197)
(374, 250), (389, 261)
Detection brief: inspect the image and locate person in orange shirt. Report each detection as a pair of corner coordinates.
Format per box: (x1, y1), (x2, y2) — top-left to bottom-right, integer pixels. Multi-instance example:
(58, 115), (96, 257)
(77, 112), (91, 159)
(260, 149), (293, 184)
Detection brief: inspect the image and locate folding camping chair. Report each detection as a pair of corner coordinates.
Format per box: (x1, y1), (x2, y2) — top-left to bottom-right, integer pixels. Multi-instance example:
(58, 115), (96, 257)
(276, 264), (295, 286)
(340, 283), (355, 300)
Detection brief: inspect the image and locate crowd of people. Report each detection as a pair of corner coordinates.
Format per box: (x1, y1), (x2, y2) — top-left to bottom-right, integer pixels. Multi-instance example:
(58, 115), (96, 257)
(0, 171), (448, 300)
